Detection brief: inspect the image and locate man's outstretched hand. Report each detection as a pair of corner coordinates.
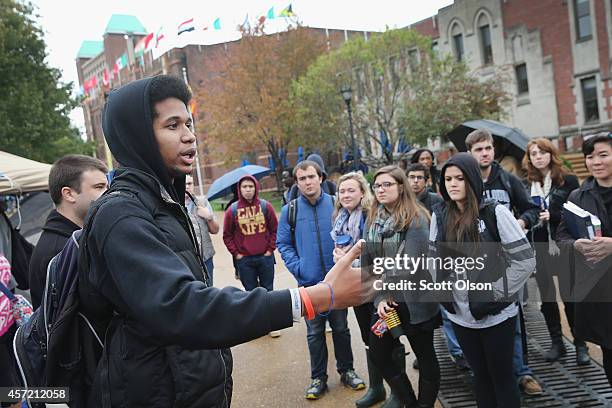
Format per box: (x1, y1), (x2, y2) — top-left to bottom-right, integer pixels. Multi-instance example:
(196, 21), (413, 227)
(306, 240), (372, 312)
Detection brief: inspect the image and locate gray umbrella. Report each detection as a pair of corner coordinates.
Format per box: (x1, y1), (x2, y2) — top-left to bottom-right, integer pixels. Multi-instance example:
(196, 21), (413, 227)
(446, 119), (529, 161)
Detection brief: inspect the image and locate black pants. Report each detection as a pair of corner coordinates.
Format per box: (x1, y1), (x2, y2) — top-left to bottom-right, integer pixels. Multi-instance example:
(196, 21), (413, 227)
(603, 347), (612, 388)
(353, 302), (376, 346)
(453, 317), (520, 408)
(534, 248), (579, 341)
(369, 304), (439, 393)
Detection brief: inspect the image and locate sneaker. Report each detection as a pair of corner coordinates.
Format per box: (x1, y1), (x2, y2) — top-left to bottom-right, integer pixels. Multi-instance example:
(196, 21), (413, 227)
(519, 375), (543, 396)
(452, 354), (470, 371)
(269, 330), (281, 338)
(340, 369), (365, 390)
(305, 378), (328, 399)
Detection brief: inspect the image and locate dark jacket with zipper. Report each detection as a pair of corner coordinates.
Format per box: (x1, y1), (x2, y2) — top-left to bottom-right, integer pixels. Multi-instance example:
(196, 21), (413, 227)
(484, 161), (539, 229)
(82, 77), (293, 408)
(556, 177), (612, 349)
(530, 174), (579, 241)
(29, 209), (80, 309)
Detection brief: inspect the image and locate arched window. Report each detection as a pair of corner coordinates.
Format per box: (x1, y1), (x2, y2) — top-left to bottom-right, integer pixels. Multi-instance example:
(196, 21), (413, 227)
(451, 23), (464, 62)
(477, 13), (493, 65)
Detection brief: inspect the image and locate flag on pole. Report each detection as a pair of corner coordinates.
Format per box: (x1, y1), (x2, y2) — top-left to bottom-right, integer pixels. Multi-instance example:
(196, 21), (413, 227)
(178, 18), (195, 35)
(279, 4), (294, 17)
(155, 27), (165, 48)
(143, 32), (154, 50)
(213, 18), (221, 30)
(102, 69), (110, 87)
(134, 37), (146, 57)
(239, 13), (250, 31)
(267, 7), (275, 19)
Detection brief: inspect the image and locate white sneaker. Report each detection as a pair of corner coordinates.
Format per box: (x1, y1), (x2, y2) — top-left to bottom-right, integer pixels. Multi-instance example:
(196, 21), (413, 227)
(269, 330), (281, 338)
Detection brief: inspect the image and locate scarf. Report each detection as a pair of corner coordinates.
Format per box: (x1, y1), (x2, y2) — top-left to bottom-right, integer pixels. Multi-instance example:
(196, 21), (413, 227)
(0, 255), (15, 337)
(367, 205), (403, 246)
(331, 206), (363, 246)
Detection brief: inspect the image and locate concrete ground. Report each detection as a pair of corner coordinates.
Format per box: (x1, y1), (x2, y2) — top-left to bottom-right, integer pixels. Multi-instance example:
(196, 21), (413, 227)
(211, 211), (439, 408)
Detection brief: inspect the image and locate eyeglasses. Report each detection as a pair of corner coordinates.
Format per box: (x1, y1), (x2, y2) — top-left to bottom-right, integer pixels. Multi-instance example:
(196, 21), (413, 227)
(372, 182), (398, 191)
(408, 175), (426, 181)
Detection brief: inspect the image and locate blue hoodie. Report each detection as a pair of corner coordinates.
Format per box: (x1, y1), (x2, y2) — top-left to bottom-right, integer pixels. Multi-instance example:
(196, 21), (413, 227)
(276, 192), (335, 287)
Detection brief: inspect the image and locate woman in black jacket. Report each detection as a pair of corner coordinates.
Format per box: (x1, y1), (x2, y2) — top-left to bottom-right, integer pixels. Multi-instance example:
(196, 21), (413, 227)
(556, 133), (612, 387)
(522, 138), (586, 363)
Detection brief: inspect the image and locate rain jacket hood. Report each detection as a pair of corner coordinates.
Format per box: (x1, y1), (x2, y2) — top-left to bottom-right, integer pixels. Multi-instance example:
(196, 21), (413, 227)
(102, 76), (186, 204)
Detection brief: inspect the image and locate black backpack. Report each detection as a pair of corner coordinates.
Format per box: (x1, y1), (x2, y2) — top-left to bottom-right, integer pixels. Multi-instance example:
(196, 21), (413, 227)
(12, 189), (142, 408)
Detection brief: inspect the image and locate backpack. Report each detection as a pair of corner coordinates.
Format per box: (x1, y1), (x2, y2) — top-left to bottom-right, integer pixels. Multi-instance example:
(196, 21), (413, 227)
(230, 198), (269, 219)
(12, 189), (145, 408)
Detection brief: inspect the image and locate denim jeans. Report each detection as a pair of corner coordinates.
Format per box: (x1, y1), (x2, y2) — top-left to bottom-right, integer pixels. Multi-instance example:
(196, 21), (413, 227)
(513, 314), (533, 379)
(441, 307), (463, 358)
(305, 309), (354, 380)
(236, 254), (274, 291)
(204, 258), (214, 286)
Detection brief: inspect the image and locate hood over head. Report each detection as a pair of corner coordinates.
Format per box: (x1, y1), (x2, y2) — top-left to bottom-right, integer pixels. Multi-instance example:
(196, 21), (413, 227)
(439, 153), (484, 205)
(237, 174), (260, 205)
(102, 76), (186, 204)
(306, 153), (327, 179)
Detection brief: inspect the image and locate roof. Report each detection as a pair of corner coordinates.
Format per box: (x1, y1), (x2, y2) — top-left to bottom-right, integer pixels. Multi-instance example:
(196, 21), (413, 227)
(104, 14), (147, 35)
(76, 40), (104, 59)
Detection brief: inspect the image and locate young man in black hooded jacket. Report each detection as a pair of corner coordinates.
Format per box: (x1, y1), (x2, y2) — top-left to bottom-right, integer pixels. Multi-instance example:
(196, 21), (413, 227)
(80, 75), (365, 407)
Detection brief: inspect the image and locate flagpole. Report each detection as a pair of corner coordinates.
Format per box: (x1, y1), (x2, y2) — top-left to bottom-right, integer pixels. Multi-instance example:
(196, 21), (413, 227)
(182, 67), (205, 196)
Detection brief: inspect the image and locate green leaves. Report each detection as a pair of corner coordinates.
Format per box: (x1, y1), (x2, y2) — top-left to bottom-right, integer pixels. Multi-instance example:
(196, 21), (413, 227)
(0, 0), (89, 163)
(292, 28), (509, 163)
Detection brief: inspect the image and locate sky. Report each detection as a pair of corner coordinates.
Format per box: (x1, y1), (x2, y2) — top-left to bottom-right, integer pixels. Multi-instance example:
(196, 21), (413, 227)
(31, 0), (453, 135)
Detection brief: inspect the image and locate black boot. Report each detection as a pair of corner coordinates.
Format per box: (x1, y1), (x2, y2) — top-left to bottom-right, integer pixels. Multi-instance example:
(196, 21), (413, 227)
(381, 345), (409, 408)
(386, 373), (418, 408)
(544, 332), (566, 362)
(542, 308), (566, 362)
(417, 377), (439, 408)
(575, 339), (591, 366)
(355, 350), (386, 408)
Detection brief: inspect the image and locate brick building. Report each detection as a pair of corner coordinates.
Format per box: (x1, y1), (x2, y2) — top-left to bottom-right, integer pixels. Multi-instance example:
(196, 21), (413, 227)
(76, 14), (371, 191)
(410, 0), (612, 153)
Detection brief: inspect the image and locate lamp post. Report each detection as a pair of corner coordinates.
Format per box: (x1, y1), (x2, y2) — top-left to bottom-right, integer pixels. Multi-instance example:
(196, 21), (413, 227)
(340, 85), (358, 172)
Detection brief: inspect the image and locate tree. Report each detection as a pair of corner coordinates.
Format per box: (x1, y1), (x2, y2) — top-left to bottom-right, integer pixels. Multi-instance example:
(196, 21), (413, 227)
(0, 0), (92, 163)
(198, 19), (326, 189)
(292, 29), (510, 165)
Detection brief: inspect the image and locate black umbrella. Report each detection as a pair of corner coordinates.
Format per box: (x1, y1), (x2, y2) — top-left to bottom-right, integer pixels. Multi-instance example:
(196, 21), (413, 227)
(446, 119), (529, 161)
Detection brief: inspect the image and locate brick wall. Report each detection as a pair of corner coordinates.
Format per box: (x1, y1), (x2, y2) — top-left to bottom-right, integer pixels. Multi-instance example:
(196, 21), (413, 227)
(502, 0), (576, 128)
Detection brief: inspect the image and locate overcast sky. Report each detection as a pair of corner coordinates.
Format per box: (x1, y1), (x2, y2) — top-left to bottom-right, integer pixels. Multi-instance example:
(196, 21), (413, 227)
(30, 0), (453, 135)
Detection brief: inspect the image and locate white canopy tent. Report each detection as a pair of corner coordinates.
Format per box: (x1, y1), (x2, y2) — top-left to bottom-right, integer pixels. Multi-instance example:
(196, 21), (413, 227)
(0, 151), (51, 195)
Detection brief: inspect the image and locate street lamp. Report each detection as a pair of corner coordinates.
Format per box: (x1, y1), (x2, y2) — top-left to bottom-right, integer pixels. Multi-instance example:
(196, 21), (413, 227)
(340, 85), (358, 172)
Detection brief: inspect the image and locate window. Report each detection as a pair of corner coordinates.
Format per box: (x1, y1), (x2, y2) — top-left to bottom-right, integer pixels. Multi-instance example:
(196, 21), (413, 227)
(574, 0), (592, 41)
(515, 64), (529, 95)
(581, 76), (599, 123)
(453, 34), (464, 62)
(480, 25), (493, 65)
(432, 40), (439, 54)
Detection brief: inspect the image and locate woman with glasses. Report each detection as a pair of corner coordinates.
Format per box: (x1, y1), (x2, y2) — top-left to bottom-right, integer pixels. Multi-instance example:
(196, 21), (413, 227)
(557, 133), (612, 387)
(522, 138), (585, 363)
(331, 172), (393, 407)
(429, 153), (535, 408)
(366, 165), (440, 408)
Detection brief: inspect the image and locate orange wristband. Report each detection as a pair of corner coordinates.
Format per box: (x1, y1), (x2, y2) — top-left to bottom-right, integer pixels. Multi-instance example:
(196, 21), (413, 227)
(299, 287), (315, 320)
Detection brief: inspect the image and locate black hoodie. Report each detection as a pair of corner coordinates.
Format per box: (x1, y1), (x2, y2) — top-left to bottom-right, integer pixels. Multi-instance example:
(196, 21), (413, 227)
(482, 162), (539, 229)
(29, 209), (80, 309)
(83, 77), (292, 407)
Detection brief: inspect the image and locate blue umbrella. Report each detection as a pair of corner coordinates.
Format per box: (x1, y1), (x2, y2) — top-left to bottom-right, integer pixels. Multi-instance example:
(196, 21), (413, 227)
(207, 165), (273, 201)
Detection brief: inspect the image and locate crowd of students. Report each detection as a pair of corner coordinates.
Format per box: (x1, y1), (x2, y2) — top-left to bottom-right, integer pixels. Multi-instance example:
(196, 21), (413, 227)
(1, 74), (611, 408)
